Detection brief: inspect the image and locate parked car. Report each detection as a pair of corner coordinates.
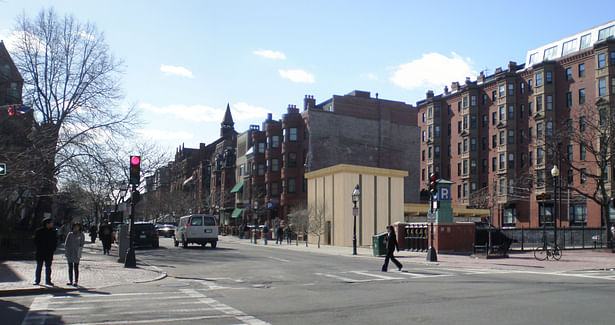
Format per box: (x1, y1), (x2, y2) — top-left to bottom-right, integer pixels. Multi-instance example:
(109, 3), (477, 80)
(156, 223), (176, 238)
(175, 214), (218, 248)
(474, 222), (514, 252)
(133, 222), (159, 248)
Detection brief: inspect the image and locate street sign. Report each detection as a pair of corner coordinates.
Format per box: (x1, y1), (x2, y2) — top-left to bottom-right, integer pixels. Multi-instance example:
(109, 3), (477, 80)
(427, 212), (435, 223)
(439, 186), (450, 200)
(266, 201), (274, 210)
(0, 163), (6, 176)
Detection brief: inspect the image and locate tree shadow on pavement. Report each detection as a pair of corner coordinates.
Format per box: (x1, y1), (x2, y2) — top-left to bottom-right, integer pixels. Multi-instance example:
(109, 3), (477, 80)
(0, 261), (24, 283)
(0, 299), (65, 324)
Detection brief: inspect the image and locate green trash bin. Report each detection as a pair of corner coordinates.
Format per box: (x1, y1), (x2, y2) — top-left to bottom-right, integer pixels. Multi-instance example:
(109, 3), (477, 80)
(372, 232), (388, 256)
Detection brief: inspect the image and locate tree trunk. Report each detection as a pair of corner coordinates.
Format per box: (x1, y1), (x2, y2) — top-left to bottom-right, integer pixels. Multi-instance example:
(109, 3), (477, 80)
(603, 203), (613, 249)
(317, 235), (320, 248)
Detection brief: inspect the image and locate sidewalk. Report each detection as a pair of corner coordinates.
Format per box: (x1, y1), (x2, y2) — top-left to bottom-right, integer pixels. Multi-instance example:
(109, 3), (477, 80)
(223, 236), (615, 272)
(0, 241), (166, 296)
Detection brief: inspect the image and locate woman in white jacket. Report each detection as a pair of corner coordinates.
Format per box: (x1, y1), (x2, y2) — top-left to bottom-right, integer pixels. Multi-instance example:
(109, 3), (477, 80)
(64, 223), (85, 286)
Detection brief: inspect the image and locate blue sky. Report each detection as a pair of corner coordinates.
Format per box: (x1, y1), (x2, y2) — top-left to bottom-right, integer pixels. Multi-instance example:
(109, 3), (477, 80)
(1, 1), (614, 151)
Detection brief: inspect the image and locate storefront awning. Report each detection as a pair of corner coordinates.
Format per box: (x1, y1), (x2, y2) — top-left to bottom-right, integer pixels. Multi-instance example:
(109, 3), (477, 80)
(230, 182), (244, 193)
(231, 208), (243, 218)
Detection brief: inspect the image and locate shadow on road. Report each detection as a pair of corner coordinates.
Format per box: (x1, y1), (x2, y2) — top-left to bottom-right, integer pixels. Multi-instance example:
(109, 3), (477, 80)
(1, 299), (65, 324)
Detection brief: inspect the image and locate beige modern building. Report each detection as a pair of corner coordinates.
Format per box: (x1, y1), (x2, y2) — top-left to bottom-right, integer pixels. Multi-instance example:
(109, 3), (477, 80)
(305, 164), (407, 247)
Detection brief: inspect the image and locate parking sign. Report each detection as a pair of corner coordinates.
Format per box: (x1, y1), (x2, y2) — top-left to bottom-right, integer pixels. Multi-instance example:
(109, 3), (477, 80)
(439, 186), (450, 201)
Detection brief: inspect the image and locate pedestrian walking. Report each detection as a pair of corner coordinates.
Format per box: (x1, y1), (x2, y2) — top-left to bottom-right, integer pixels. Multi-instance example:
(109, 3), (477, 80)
(89, 225), (97, 243)
(285, 224), (292, 244)
(34, 217), (58, 286)
(64, 223), (85, 286)
(99, 219), (113, 255)
(381, 225), (402, 272)
(276, 225), (284, 245)
(263, 224), (269, 245)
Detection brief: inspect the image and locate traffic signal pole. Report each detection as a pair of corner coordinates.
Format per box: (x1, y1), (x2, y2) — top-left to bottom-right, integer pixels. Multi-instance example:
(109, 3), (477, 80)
(124, 184), (137, 268)
(426, 174), (438, 262)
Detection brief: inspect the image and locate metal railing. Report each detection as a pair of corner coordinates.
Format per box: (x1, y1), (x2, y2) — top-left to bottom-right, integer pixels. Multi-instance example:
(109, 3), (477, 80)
(502, 226), (610, 251)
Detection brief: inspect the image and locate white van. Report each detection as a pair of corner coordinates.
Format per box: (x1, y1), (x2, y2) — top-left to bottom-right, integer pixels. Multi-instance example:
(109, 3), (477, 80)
(175, 214), (218, 248)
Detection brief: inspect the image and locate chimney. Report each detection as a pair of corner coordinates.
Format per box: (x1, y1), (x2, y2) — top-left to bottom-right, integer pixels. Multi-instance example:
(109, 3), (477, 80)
(451, 82), (460, 92)
(444, 85), (449, 95)
(288, 104), (298, 114)
(267, 113), (273, 121)
(304, 95), (316, 111)
(508, 61), (517, 71)
(477, 71), (485, 83)
(426, 90), (434, 98)
(465, 77), (472, 86)
(495, 67), (502, 74)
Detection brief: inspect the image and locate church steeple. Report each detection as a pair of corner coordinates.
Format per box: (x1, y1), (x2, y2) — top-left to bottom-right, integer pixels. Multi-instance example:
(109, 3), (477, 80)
(220, 103), (235, 137)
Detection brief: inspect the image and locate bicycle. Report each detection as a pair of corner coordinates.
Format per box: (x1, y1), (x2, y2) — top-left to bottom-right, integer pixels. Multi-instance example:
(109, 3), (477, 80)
(534, 244), (562, 261)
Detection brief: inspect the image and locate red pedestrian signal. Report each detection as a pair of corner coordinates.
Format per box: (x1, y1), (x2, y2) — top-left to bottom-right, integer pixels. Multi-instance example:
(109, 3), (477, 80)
(129, 156), (141, 185)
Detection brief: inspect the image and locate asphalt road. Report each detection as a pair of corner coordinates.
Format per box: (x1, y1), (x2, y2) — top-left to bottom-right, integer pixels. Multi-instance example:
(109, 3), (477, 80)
(5, 237), (615, 325)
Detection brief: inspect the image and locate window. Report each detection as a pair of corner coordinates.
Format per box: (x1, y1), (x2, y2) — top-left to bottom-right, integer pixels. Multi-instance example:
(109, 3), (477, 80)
(546, 121), (553, 136)
(611, 52), (615, 65)
(508, 105), (514, 120)
(544, 46), (558, 61)
(567, 119), (573, 132)
(566, 68), (572, 80)
(520, 129), (525, 144)
(463, 96), (468, 108)
(258, 164), (265, 176)
(580, 33), (592, 49)
(470, 137), (477, 151)
(457, 121), (462, 133)
(428, 147), (432, 159)
(288, 152), (297, 168)
(272, 136), (280, 148)
(508, 83), (514, 96)
(482, 114), (488, 127)
(422, 150), (425, 161)
(566, 92), (572, 108)
(598, 53), (607, 68)
(562, 39), (578, 56)
(599, 78), (607, 96)
(470, 115), (477, 129)
(428, 126), (432, 138)
(579, 116), (586, 132)
(508, 130), (515, 144)
(448, 123), (451, 135)
(434, 104), (441, 117)
(578, 63), (585, 77)
(492, 90), (497, 101)
(529, 127), (533, 142)
(463, 160), (468, 174)
(492, 157), (497, 172)
(470, 160), (477, 174)
(434, 125), (441, 137)
(539, 205), (553, 226)
(492, 111), (497, 125)
(537, 123), (543, 138)
(288, 178), (296, 193)
(422, 130), (426, 142)
(428, 107), (432, 118)
(457, 142), (461, 154)
(499, 131), (505, 145)
(546, 95), (553, 110)
(579, 88), (586, 104)
(499, 154), (505, 169)
(537, 148), (544, 165)
(458, 101), (461, 112)
(520, 82), (525, 94)
(503, 207), (516, 226)
(612, 77), (615, 95)
(258, 142), (266, 153)
(528, 102), (533, 115)
(536, 95), (543, 111)
(482, 93), (488, 104)
(457, 163), (461, 176)
(520, 104), (525, 119)
(499, 84), (505, 97)
(271, 159), (279, 172)
(570, 204), (587, 225)
(536, 72), (543, 87)
(462, 184), (468, 198)
(271, 182), (279, 196)
(567, 169), (573, 185)
(529, 52), (538, 66)
(434, 146), (440, 158)
(580, 144), (586, 161)
(499, 106), (505, 120)
(492, 135), (497, 148)
(289, 127), (298, 141)
(470, 95), (477, 106)
(482, 159), (487, 172)
(457, 185), (461, 199)
(422, 112), (425, 122)
(482, 136), (487, 150)
(546, 71), (552, 84)
(508, 153), (515, 169)
(463, 116), (468, 129)
(529, 151), (534, 166)
(528, 79), (533, 91)
(447, 104), (452, 115)
(580, 168), (587, 184)
(521, 153), (526, 168)
(568, 144), (573, 162)
(422, 169), (425, 181)
(463, 139), (468, 152)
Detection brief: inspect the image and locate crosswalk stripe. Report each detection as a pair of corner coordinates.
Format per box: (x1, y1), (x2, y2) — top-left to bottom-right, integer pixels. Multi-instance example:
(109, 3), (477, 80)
(348, 271), (404, 280)
(69, 314), (235, 325)
(180, 288), (270, 324)
(314, 272), (371, 283)
(21, 295), (51, 325)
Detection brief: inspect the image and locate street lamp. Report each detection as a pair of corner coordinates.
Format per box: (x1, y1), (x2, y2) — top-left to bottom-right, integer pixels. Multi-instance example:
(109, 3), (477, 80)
(352, 184), (360, 256)
(551, 165), (559, 250)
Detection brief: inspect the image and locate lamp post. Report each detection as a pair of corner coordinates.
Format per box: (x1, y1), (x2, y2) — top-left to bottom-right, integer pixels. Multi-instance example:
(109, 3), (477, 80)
(551, 165), (559, 249)
(352, 184), (360, 256)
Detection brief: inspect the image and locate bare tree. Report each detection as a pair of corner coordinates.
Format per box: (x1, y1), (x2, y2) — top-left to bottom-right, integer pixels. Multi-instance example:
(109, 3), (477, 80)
(548, 104), (615, 247)
(10, 8), (137, 222)
(288, 203), (309, 247)
(307, 202), (327, 248)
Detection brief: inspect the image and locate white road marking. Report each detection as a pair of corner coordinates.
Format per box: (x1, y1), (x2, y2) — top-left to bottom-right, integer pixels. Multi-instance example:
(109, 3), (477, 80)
(268, 256), (290, 263)
(69, 315), (234, 325)
(314, 272), (371, 283)
(21, 295), (51, 325)
(181, 288), (270, 324)
(397, 271), (451, 278)
(349, 271), (404, 280)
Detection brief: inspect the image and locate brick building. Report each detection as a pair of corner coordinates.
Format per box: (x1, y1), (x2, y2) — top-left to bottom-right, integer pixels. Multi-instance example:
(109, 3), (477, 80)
(417, 21), (615, 229)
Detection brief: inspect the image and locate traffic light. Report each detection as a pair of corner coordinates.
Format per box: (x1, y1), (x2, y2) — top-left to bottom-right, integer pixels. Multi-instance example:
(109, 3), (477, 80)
(429, 173), (438, 197)
(129, 156), (141, 185)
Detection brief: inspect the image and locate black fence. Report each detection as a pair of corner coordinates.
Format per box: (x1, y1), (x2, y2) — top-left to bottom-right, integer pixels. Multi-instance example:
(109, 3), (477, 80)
(501, 226), (611, 251)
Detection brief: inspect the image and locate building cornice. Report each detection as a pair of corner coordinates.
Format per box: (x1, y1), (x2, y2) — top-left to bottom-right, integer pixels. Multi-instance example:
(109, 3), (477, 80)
(305, 163), (408, 179)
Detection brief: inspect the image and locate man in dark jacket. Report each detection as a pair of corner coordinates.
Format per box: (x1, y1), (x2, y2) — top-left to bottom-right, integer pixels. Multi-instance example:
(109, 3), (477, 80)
(98, 219), (113, 255)
(381, 225), (403, 272)
(34, 217), (58, 285)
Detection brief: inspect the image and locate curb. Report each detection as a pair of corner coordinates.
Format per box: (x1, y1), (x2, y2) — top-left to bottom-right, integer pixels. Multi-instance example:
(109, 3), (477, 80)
(0, 286), (78, 297)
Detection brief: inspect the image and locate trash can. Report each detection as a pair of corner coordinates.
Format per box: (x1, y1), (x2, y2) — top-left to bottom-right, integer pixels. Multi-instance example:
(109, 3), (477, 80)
(372, 232), (388, 256)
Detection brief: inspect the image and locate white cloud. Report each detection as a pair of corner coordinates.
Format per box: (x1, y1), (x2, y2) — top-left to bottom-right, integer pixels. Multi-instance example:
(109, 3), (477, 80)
(139, 102), (271, 123)
(361, 73), (379, 81)
(160, 64), (194, 78)
(390, 52), (476, 90)
(279, 69), (315, 83)
(0, 29), (24, 52)
(78, 31), (95, 40)
(253, 49), (286, 60)
(136, 129), (195, 140)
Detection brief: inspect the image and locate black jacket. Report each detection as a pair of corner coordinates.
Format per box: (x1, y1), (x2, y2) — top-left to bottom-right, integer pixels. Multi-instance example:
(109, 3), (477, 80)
(34, 226), (57, 256)
(385, 231), (398, 253)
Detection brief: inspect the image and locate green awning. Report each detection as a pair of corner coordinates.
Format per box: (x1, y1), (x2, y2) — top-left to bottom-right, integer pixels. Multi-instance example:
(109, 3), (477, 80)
(231, 208), (243, 218)
(230, 182), (244, 193)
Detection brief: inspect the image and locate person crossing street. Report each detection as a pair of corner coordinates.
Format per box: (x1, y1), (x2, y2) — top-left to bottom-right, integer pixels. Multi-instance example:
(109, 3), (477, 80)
(381, 225), (402, 272)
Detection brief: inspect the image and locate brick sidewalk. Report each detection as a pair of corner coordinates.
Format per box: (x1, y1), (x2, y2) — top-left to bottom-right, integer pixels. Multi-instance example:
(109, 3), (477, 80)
(222, 236), (615, 272)
(0, 241), (165, 296)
